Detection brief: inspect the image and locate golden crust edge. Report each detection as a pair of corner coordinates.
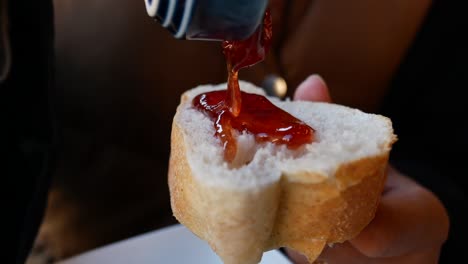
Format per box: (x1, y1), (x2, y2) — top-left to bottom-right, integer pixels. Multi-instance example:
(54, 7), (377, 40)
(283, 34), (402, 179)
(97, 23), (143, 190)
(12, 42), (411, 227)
(169, 103), (395, 263)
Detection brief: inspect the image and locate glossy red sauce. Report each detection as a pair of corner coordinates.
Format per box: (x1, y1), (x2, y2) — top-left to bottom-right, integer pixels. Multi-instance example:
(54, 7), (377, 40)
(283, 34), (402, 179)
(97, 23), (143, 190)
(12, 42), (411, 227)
(193, 10), (315, 162)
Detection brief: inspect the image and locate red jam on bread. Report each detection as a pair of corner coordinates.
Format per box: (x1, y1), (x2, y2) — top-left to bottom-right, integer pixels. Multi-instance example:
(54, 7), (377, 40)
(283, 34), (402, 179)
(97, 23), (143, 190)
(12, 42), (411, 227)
(192, 10), (315, 162)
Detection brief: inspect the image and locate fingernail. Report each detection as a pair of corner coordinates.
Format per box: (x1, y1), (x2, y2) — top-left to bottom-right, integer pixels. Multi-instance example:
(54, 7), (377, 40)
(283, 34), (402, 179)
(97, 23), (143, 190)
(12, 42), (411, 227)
(308, 74), (326, 86)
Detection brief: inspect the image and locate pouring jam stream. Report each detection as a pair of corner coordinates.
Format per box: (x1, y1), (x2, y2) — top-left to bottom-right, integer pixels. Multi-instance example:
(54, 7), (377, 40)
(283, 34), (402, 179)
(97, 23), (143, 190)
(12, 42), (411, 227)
(193, 10), (315, 162)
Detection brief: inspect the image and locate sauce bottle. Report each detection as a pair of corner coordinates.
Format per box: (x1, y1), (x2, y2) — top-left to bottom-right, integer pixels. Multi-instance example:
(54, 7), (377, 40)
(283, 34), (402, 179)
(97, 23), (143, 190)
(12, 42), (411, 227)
(144, 0), (268, 41)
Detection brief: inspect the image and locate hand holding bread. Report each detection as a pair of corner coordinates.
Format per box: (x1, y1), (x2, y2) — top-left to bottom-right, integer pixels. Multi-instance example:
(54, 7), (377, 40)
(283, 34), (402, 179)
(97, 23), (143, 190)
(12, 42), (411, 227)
(286, 76), (449, 264)
(168, 74), (403, 263)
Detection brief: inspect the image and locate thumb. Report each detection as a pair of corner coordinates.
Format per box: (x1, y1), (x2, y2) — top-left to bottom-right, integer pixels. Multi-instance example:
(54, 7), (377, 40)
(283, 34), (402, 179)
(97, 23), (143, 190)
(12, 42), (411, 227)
(293, 75), (331, 102)
(350, 167), (449, 258)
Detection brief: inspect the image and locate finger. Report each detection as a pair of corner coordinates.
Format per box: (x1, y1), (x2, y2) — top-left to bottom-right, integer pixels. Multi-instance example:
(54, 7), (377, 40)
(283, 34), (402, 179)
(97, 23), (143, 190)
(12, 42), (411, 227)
(285, 248), (309, 264)
(350, 168), (449, 258)
(316, 242), (371, 264)
(286, 243), (372, 264)
(317, 243), (441, 264)
(293, 74), (331, 102)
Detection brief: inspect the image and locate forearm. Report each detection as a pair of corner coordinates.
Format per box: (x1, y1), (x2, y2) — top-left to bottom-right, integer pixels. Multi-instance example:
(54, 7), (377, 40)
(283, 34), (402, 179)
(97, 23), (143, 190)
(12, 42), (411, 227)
(280, 0), (432, 112)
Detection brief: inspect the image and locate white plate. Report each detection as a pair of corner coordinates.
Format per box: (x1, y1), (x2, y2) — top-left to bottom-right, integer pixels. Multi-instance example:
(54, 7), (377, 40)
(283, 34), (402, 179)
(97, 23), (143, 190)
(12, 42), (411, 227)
(58, 224), (292, 264)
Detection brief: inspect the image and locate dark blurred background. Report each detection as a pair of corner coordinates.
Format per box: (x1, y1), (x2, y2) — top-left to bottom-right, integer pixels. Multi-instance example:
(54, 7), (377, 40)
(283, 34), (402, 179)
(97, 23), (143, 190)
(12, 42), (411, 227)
(23, 0), (467, 263)
(27, 0), (273, 262)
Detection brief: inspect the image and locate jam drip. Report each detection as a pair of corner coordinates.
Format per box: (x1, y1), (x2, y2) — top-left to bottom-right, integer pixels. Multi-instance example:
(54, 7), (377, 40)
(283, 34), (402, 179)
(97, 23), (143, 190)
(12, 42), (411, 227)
(193, 10), (315, 162)
(193, 91), (315, 161)
(222, 9), (273, 117)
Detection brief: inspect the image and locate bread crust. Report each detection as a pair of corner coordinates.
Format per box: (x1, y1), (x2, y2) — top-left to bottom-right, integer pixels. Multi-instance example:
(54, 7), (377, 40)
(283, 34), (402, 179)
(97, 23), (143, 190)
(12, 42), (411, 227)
(267, 155), (389, 260)
(169, 93), (395, 263)
(170, 120), (281, 264)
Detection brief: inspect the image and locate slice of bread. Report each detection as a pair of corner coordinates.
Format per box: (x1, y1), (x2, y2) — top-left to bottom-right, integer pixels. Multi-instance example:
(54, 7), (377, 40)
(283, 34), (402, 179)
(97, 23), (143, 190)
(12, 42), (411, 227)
(169, 81), (397, 264)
